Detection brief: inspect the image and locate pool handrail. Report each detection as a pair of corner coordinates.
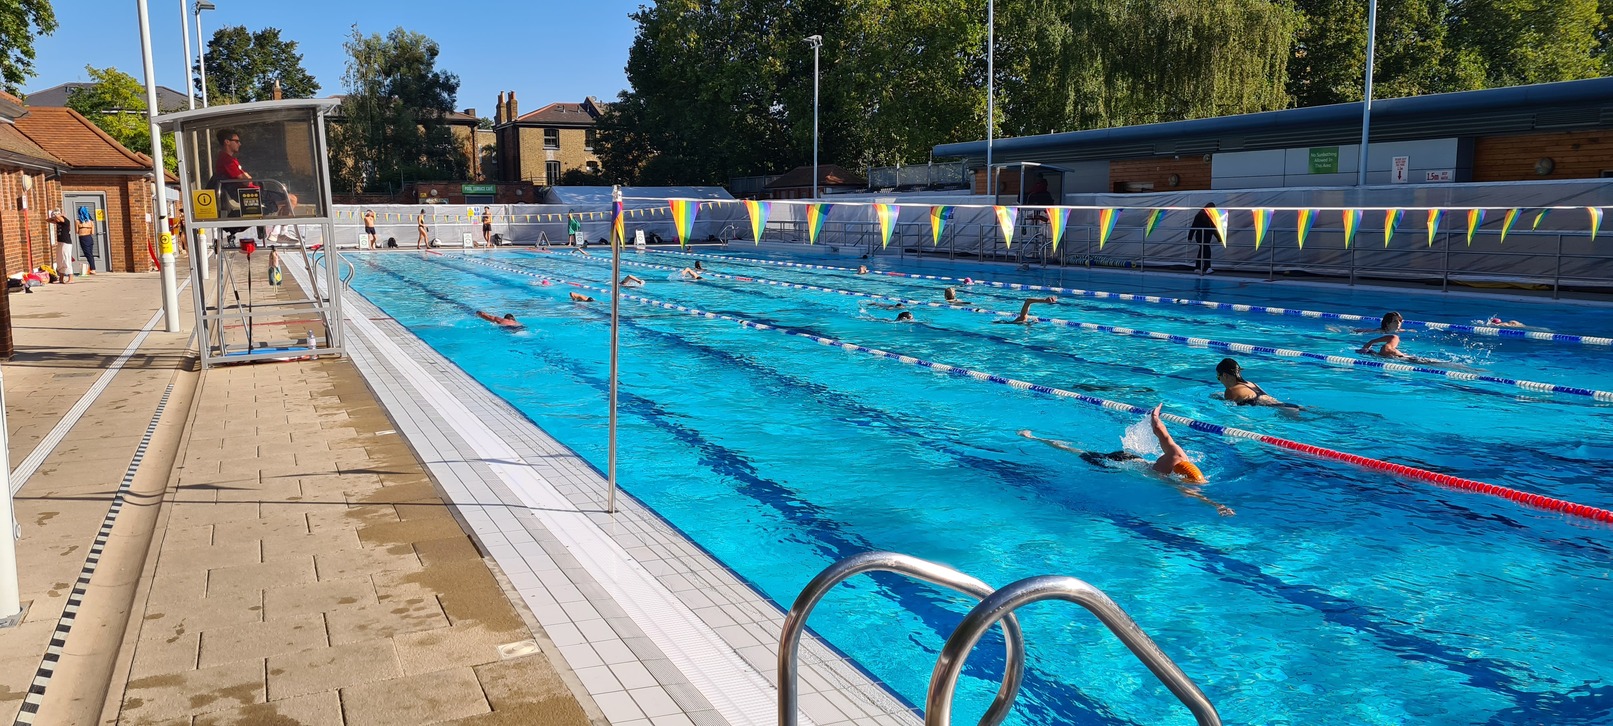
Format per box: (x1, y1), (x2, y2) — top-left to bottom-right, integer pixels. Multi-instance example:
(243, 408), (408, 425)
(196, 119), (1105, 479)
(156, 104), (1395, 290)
(926, 575), (1221, 726)
(779, 551), (1026, 726)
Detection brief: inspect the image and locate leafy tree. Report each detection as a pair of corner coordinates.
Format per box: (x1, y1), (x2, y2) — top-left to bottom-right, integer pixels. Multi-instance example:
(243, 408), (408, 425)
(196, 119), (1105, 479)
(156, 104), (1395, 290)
(0, 0), (56, 93)
(1448, 0), (1603, 87)
(198, 26), (320, 104)
(64, 65), (177, 172)
(330, 26), (467, 194)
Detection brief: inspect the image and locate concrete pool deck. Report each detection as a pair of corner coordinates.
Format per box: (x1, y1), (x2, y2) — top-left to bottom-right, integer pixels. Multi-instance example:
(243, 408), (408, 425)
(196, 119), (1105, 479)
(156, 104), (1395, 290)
(0, 251), (921, 725)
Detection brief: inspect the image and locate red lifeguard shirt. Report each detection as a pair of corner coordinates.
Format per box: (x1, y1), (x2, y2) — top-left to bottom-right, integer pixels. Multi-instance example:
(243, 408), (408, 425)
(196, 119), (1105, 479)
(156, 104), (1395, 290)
(216, 152), (256, 186)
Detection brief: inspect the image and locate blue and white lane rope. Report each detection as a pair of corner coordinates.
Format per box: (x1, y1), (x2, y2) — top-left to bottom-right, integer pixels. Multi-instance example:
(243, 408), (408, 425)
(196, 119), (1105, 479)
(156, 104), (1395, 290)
(648, 248), (1613, 347)
(544, 252), (1613, 404)
(445, 253), (1613, 524)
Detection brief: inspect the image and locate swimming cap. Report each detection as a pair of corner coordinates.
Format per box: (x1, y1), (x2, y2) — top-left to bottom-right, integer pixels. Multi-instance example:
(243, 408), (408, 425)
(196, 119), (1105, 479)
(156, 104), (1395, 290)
(1173, 460), (1207, 484)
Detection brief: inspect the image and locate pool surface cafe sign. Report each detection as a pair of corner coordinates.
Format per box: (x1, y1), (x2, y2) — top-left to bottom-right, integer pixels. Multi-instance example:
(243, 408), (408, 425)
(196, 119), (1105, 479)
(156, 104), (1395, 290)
(1308, 147), (1340, 174)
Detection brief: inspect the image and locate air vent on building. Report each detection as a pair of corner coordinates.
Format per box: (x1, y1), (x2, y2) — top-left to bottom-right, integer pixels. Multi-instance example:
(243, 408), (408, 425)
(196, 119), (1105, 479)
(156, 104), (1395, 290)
(1535, 108), (1600, 129)
(1175, 139), (1220, 154)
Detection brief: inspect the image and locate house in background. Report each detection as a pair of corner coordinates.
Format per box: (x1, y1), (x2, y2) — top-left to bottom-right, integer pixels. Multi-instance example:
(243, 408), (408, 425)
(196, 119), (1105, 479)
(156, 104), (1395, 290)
(0, 91), (65, 277)
(23, 82), (191, 113)
(760, 165), (868, 200)
(492, 92), (604, 186)
(13, 106), (169, 273)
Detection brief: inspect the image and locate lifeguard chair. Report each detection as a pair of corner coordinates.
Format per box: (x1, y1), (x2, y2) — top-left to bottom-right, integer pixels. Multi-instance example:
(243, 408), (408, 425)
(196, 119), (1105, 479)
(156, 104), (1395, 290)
(157, 99), (346, 368)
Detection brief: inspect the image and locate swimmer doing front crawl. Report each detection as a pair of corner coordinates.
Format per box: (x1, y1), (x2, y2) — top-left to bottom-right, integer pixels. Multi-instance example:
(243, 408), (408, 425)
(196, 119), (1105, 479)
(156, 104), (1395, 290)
(1019, 405), (1234, 516)
(994, 296), (1058, 324)
(475, 311), (523, 329)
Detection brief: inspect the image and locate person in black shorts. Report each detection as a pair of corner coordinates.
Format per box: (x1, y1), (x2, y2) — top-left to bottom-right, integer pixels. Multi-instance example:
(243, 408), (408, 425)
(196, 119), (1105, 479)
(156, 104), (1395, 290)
(481, 207), (493, 247)
(363, 209), (377, 249)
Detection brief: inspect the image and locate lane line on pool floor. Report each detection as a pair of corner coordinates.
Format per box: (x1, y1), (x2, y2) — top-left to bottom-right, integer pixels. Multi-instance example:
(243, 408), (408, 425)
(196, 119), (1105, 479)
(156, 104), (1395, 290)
(649, 248), (1613, 347)
(457, 253), (1613, 526)
(538, 251), (1613, 405)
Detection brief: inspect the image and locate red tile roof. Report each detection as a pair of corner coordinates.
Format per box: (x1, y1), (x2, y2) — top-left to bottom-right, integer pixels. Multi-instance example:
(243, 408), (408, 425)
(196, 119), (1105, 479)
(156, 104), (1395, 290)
(12, 106), (153, 171)
(513, 102), (598, 126)
(0, 123), (62, 167)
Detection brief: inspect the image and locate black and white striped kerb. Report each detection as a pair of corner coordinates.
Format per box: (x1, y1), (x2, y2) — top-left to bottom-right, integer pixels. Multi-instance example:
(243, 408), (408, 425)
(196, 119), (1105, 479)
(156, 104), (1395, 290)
(13, 383), (175, 726)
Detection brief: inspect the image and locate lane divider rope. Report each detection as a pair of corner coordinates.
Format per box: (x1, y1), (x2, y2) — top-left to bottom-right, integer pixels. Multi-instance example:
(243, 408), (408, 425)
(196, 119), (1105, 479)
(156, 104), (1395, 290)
(448, 253), (1613, 525)
(540, 252), (1613, 404)
(648, 248), (1613, 347)
(13, 384), (176, 726)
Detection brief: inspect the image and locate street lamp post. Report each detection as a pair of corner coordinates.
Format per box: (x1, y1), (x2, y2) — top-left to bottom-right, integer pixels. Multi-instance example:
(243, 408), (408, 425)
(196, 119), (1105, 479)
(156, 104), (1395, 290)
(180, 0), (195, 109)
(195, 0), (215, 107)
(1357, 0), (1377, 186)
(806, 35), (822, 200)
(986, 0), (994, 197)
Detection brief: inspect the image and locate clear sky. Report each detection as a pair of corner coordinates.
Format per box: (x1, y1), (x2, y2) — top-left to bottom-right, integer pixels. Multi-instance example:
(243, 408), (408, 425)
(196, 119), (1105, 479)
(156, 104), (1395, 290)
(24, 0), (644, 117)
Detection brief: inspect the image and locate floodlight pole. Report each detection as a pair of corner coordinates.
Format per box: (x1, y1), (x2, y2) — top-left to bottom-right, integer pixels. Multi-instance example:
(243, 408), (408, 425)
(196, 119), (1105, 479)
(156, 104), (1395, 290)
(194, 1), (214, 107)
(180, 0), (195, 109)
(1357, 0), (1377, 186)
(139, 0), (181, 333)
(986, 0), (994, 197)
(606, 185), (622, 514)
(806, 35), (822, 200)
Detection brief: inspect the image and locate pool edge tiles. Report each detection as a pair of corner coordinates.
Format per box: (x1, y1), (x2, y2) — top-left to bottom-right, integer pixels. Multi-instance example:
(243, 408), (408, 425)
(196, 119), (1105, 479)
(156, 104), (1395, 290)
(329, 275), (921, 726)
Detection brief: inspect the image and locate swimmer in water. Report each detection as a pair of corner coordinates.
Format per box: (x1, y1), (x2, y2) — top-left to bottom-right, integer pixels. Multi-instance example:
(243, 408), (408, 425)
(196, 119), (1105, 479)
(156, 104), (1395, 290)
(857, 265), (869, 274)
(475, 311), (523, 329)
(895, 311), (914, 322)
(1487, 316), (1525, 328)
(994, 296), (1058, 324)
(1215, 358), (1300, 409)
(679, 268), (703, 280)
(621, 274), (645, 288)
(943, 287), (970, 305)
(865, 301), (905, 310)
(1019, 404), (1232, 516)
(693, 260), (704, 271)
(569, 292), (595, 302)
(1353, 311), (1403, 334)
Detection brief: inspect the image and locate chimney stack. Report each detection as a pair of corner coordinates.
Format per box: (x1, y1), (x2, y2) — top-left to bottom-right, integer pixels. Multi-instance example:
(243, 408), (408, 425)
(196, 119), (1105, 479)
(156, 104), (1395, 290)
(495, 92), (505, 125)
(271, 78), (283, 101)
(507, 91), (518, 122)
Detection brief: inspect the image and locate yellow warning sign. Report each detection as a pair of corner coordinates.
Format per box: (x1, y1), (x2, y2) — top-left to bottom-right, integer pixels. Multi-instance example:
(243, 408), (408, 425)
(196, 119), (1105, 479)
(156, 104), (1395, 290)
(95, 209), (105, 221)
(159, 231), (174, 255)
(191, 189), (218, 220)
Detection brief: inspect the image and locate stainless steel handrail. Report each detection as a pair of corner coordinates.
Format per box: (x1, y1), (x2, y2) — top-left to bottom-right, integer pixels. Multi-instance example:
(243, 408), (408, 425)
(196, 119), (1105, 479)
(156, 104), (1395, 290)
(926, 575), (1220, 726)
(779, 551), (1026, 726)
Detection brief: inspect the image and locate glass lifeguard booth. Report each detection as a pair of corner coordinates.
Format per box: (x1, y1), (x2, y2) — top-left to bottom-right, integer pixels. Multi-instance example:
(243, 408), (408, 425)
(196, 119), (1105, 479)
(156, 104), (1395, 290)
(157, 98), (346, 368)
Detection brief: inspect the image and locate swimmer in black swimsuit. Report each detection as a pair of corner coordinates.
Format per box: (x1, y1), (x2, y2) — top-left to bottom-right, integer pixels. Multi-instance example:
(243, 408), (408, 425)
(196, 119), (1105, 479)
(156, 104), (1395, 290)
(1019, 405), (1233, 516)
(1215, 358), (1299, 408)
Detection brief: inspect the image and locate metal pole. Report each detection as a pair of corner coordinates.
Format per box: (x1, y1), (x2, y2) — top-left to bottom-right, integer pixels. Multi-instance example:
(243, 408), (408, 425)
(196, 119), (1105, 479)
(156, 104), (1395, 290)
(194, 3), (209, 107)
(1356, 0), (1377, 186)
(986, 0), (994, 197)
(139, 0), (181, 332)
(606, 185), (622, 514)
(0, 366), (19, 626)
(807, 36), (822, 200)
(180, 0), (195, 109)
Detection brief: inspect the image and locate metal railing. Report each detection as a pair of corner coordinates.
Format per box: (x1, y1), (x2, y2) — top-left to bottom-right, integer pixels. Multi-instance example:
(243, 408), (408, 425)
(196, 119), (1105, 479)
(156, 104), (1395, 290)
(778, 552), (1218, 726)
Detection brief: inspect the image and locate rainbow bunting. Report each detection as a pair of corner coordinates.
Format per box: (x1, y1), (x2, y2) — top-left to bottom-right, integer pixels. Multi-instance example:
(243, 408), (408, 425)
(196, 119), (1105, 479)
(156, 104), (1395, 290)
(806, 203), (832, 244)
(874, 204), (899, 249)
(928, 206), (953, 246)
(669, 199), (697, 247)
(1047, 207), (1071, 251)
(1532, 208), (1551, 229)
(1590, 207), (1604, 241)
(611, 201), (624, 246)
(1143, 209), (1165, 238)
(1427, 209), (1442, 246)
(1206, 207), (1229, 246)
(1384, 209), (1403, 247)
(1296, 209), (1315, 248)
(1466, 208), (1485, 246)
(1341, 209), (1362, 248)
(1097, 208), (1121, 249)
(994, 206), (1018, 248)
(1251, 209), (1272, 249)
(1499, 208), (1521, 243)
(743, 200), (770, 244)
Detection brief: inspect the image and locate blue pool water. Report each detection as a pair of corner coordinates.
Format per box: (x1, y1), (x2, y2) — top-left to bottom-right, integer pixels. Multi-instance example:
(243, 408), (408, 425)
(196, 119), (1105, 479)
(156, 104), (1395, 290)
(350, 247), (1613, 725)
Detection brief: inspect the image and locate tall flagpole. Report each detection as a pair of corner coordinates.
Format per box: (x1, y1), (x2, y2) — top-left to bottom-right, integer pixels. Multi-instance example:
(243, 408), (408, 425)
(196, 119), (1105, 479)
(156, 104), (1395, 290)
(986, 0), (994, 196)
(138, 0), (181, 332)
(606, 185), (622, 514)
(1357, 0), (1378, 186)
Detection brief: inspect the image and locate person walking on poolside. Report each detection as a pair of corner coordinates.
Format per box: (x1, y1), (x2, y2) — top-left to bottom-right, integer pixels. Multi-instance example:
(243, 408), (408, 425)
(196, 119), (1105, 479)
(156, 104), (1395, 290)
(75, 207), (97, 275)
(51, 210), (75, 283)
(1190, 203), (1218, 275)
(1020, 405), (1233, 516)
(943, 287), (970, 305)
(481, 206), (493, 247)
(1215, 358), (1297, 408)
(416, 209), (429, 249)
(363, 209), (377, 249)
(475, 311), (523, 328)
(995, 296), (1057, 324)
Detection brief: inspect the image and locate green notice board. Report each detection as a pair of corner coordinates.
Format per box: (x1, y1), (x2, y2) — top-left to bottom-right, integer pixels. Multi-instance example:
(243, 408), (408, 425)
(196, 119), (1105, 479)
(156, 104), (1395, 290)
(1308, 147), (1340, 174)
(461, 183), (497, 195)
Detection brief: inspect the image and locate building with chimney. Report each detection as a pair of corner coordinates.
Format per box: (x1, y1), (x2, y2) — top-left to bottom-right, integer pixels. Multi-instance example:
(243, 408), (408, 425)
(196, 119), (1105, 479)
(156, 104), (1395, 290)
(492, 92), (604, 186)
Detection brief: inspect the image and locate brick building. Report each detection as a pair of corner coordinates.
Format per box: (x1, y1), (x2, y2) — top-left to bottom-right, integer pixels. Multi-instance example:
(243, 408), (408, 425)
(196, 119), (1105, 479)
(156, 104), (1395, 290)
(14, 106), (166, 273)
(492, 93), (604, 185)
(0, 91), (65, 276)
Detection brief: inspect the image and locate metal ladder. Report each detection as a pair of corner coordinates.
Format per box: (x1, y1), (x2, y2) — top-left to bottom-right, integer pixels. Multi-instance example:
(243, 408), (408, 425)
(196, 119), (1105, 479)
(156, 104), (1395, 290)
(778, 551), (1220, 726)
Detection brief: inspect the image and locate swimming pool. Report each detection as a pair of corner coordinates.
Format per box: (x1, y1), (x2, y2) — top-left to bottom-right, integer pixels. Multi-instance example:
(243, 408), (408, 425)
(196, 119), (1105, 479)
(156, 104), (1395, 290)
(349, 247), (1613, 725)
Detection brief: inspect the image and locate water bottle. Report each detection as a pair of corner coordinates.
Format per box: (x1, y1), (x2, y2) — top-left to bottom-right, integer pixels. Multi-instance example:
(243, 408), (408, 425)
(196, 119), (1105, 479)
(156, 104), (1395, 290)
(306, 330), (316, 350)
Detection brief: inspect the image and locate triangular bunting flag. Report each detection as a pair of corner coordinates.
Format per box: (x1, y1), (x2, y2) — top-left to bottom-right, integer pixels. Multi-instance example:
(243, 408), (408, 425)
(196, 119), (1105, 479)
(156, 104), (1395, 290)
(806, 204), (832, 244)
(994, 206), (1018, 248)
(874, 204), (898, 249)
(1144, 209), (1165, 238)
(1590, 207), (1603, 241)
(1207, 207), (1229, 246)
(743, 200), (770, 244)
(1097, 208), (1120, 249)
(669, 199), (697, 247)
(1532, 208), (1550, 230)
(1341, 209), (1361, 248)
(1296, 210), (1315, 249)
(1384, 209), (1403, 247)
(1427, 209), (1442, 247)
(928, 206), (953, 246)
(1252, 209), (1272, 250)
(1466, 208), (1485, 246)
(1499, 208), (1521, 243)
(611, 200), (625, 246)
(1047, 207), (1071, 251)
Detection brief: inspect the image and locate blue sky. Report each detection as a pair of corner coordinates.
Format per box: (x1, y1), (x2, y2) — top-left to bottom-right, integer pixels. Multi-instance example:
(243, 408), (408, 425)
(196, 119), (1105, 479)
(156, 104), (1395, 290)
(25, 0), (644, 117)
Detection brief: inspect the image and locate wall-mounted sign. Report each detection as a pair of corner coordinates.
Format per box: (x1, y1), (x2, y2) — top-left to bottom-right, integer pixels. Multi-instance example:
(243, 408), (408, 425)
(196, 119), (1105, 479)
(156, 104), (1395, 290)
(1308, 147), (1340, 174)
(1391, 156), (1409, 184)
(191, 189), (218, 220)
(461, 183), (497, 195)
(239, 189), (263, 217)
(1425, 170), (1453, 182)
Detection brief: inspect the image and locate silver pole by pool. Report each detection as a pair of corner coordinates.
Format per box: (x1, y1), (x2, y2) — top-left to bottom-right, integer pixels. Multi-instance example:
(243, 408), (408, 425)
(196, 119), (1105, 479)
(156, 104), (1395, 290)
(1356, 0), (1377, 186)
(180, 0), (195, 110)
(806, 35), (822, 200)
(139, 0), (181, 332)
(986, 0), (994, 196)
(0, 367), (20, 626)
(606, 185), (622, 514)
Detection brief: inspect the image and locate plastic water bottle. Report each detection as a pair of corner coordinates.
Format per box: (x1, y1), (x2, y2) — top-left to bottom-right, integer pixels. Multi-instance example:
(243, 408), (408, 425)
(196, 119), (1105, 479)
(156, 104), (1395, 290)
(306, 330), (316, 351)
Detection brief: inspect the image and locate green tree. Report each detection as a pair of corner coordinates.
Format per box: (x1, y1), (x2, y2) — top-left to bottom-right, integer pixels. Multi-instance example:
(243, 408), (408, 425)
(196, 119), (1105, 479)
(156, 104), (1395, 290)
(1448, 0), (1603, 87)
(64, 65), (177, 172)
(0, 0), (56, 93)
(1288, 0), (1478, 107)
(330, 26), (467, 193)
(198, 26), (320, 104)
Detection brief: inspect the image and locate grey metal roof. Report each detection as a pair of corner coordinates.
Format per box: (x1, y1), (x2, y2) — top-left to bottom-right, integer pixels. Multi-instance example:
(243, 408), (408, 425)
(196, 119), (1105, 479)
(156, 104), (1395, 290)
(155, 97), (341, 131)
(934, 76), (1613, 160)
(25, 82), (191, 112)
